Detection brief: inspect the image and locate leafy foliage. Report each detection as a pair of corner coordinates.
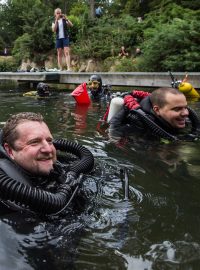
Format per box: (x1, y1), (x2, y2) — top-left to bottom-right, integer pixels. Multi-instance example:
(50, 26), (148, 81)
(137, 5), (200, 71)
(12, 33), (32, 64)
(72, 14), (142, 59)
(0, 57), (18, 71)
(0, 0), (199, 71)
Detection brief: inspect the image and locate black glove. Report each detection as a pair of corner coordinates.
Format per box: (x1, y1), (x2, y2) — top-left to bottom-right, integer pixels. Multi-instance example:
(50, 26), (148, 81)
(65, 171), (81, 187)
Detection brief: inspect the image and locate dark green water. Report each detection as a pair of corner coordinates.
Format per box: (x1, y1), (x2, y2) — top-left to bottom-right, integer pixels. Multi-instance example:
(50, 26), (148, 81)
(0, 83), (200, 270)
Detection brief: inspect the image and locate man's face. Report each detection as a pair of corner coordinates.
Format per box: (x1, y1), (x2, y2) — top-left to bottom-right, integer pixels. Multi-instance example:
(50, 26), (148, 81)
(55, 9), (62, 19)
(4, 121), (57, 175)
(87, 80), (101, 97)
(88, 80), (100, 91)
(153, 92), (189, 129)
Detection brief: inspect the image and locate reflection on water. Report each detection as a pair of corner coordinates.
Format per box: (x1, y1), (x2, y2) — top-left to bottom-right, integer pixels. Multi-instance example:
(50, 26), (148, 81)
(0, 85), (200, 269)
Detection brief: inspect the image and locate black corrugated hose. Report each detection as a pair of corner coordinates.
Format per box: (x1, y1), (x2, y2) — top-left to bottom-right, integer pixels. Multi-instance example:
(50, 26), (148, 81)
(130, 109), (178, 141)
(53, 139), (94, 174)
(130, 107), (200, 141)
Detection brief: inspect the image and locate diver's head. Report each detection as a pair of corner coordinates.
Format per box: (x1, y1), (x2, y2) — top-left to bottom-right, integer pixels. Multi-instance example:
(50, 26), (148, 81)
(37, 82), (50, 97)
(2, 112), (57, 175)
(88, 74), (102, 96)
(151, 87), (189, 129)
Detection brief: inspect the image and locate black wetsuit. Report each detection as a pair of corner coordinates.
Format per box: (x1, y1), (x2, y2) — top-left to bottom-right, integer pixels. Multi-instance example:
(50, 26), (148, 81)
(90, 85), (111, 102)
(0, 148), (78, 214)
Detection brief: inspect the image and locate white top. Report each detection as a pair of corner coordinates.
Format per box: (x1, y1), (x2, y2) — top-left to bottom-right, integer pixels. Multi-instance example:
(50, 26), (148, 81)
(52, 19), (64, 39)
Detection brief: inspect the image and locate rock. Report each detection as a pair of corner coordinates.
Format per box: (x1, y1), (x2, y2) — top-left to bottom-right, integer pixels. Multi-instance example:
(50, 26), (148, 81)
(19, 54), (104, 72)
(79, 63), (87, 72)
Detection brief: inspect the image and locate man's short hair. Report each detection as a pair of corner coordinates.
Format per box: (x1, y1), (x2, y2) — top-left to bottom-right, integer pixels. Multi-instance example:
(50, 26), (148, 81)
(2, 112), (44, 148)
(150, 87), (184, 108)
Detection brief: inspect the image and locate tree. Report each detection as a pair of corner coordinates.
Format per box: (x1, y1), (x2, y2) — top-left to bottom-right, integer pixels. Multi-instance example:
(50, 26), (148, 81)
(0, 0), (199, 71)
(137, 5), (200, 71)
(72, 14), (141, 59)
(11, 0), (55, 64)
(89, 0), (95, 19)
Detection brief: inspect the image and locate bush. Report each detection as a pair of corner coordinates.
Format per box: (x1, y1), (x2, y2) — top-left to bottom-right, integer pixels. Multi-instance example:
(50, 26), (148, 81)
(12, 33), (32, 64)
(114, 57), (140, 72)
(103, 56), (141, 72)
(0, 57), (18, 71)
(72, 14), (142, 60)
(137, 5), (200, 71)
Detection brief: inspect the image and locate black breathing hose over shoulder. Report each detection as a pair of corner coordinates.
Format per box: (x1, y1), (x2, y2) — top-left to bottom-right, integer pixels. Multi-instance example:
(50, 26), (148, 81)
(53, 139), (94, 175)
(130, 107), (200, 141)
(129, 109), (178, 141)
(0, 139), (94, 214)
(0, 172), (72, 214)
(187, 107), (200, 133)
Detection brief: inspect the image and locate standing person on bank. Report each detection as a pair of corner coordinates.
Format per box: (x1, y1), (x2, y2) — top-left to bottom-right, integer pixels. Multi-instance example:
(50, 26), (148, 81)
(52, 8), (73, 71)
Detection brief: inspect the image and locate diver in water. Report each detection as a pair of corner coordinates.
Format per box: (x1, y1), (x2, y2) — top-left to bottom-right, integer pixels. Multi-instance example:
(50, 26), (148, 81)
(108, 87), (200, 141)
(0, 112), (94, 214)
(71, 74), (111, 105)
(36, 82), (50, 97)
(87, 74), (111, 101)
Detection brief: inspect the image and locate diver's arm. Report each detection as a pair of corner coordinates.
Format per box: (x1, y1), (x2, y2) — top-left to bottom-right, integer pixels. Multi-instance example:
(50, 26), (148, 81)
(124, 95), (140, 110)
(132, 90), (151, 99)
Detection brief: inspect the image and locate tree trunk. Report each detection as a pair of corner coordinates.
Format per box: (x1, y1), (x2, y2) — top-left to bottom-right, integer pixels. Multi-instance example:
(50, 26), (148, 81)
(89, 0), (95, 19)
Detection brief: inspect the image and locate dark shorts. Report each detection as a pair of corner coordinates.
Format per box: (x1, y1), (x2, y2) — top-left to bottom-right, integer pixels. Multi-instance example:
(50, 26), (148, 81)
(56, 37), (70, 49)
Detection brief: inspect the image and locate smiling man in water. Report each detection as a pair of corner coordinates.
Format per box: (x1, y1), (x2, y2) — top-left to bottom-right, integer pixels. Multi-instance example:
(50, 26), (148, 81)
(150, 87), (189, 129)
(0, 112), (94, 214)
(108, 87), (200, 140)
(2, 112), (57, 175)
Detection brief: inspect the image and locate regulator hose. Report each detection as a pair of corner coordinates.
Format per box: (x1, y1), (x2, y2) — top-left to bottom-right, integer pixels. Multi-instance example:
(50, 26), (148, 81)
(0, 139), (94, 214)
(129, 109), (178, 141)
(187, 107), (200, 133)
(130, 107), (200, 141)
(53, 139), (94, 174)
(0, 172), (72, 214)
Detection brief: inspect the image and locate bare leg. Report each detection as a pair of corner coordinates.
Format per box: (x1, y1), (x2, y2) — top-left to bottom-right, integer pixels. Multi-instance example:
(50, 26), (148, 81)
(63, 46), (71, 70)
(57, 48), (63, 70)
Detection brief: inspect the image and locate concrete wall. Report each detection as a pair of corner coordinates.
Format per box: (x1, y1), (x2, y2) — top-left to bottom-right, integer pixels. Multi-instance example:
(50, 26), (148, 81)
(0, 72), (199, 88)
(59, 72), (200, 88)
